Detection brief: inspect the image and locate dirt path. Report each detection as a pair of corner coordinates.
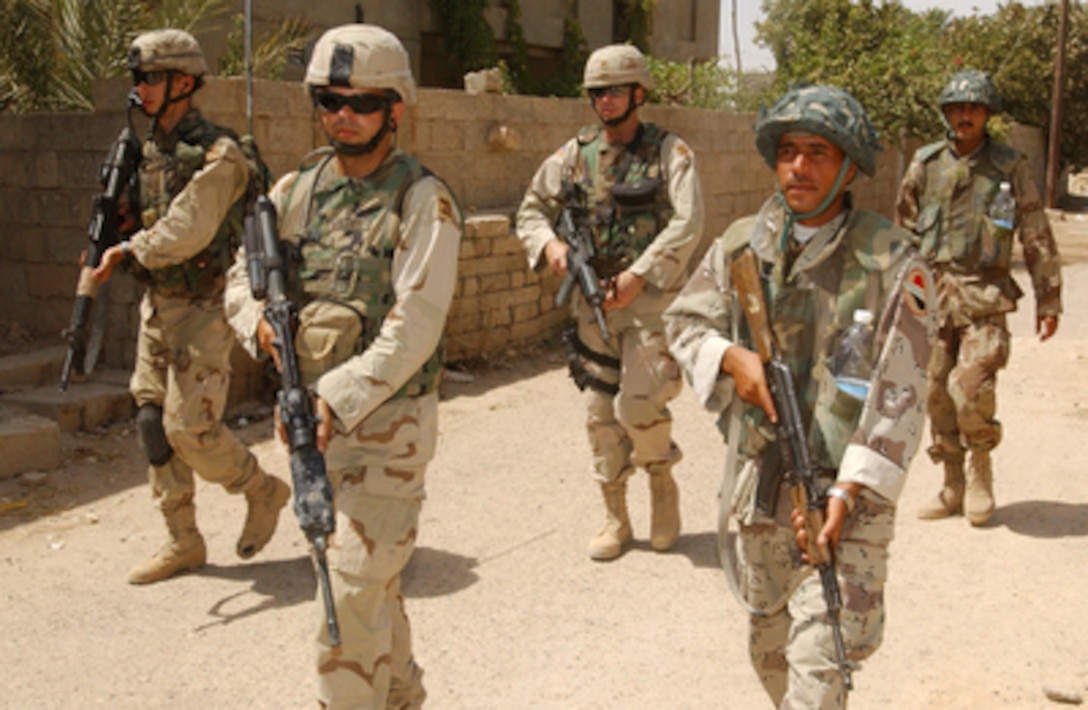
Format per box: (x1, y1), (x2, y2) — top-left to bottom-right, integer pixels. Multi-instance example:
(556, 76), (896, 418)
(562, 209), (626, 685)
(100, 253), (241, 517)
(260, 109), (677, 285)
(3, 218), (1087, 709)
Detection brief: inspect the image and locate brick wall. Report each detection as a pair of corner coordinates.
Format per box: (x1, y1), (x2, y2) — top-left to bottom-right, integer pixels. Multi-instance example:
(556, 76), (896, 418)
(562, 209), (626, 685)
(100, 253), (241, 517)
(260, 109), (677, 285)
(0, 77), (908, 391)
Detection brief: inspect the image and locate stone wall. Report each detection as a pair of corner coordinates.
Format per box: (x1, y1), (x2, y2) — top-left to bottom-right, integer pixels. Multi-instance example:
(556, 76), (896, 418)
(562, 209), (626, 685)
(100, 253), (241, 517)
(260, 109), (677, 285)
(0, 77), (906, 393)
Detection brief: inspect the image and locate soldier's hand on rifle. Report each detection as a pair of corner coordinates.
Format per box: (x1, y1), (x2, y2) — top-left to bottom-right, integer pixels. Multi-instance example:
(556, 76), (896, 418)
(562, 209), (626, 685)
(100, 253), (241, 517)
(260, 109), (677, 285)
(256, 317), (283, 372)
(543, 238), (570, 276)
(790, 483), (860, 562)
(603, 271), (644, 312)
(274, 393), (333, 453)
(92, 242), (129, 283)
(721, 345), (777, 423)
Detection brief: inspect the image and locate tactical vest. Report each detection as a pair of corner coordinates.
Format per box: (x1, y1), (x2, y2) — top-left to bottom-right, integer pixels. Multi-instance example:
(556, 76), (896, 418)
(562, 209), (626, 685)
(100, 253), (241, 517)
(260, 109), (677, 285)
(912, 138), (1023, 273)
(280, 150), (445, 398)
(135, 110), (271, 298)
(570, 123), (673, 278)
(731, 207), (897, 472)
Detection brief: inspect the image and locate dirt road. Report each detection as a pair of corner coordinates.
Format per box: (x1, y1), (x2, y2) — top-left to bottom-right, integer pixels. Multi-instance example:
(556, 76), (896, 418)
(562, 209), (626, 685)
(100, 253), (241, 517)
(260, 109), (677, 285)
(2, 217), (1087, 709)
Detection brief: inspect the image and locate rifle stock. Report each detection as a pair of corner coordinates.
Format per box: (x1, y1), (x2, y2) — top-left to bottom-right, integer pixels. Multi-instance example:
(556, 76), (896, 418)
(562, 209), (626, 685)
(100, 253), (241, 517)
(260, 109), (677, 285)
(60, 127), (141, 391)
(729, 248), (854, 691)
(245, 195), (342, 650)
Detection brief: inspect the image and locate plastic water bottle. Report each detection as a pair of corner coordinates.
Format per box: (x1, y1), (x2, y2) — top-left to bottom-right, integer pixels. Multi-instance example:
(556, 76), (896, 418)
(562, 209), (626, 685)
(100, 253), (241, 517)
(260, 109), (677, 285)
(989, 181), (1015, 230)
(832, 309), (874, 401)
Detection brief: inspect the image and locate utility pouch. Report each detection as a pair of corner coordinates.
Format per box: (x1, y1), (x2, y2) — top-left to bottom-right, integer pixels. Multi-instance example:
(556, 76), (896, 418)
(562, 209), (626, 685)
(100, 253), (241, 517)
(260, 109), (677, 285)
(295, 298), (367, 388)
(561, 328), (619, 395)
(610, 177), (661, 208)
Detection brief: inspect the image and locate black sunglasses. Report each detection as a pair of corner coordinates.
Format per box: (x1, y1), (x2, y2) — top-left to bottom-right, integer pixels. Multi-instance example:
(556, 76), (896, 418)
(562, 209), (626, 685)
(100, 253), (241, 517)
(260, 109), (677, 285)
(131, 70), (166, 87)
(587, 84), (633, 100)
(313, 91), (390, 115)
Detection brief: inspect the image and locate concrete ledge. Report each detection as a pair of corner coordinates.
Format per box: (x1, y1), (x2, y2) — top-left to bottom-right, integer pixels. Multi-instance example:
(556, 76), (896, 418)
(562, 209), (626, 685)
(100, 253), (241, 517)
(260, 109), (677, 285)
(0, 408), (61, 479)
(2, 378), (133, 433)
(0, 345), (66, 390)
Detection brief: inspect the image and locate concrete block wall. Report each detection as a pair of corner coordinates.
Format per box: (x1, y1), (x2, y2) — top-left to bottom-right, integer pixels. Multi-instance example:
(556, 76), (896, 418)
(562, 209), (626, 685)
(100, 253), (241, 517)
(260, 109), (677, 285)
(0, 76), (906, 382)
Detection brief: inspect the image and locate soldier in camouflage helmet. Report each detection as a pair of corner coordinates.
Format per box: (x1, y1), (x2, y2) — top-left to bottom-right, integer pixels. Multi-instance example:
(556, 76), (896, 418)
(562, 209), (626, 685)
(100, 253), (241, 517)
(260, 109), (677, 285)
(225, 23), (461, 709)
(516, 43), (707, 562)
(92, 28), (288, 585)
(665, 84), (936, 706)
(896, 69), (1062, 526)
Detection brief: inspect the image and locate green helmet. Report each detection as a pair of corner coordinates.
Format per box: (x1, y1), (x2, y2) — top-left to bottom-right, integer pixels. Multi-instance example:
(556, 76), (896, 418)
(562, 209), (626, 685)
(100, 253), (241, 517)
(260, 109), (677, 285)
(939, 70), (1001, 113)
(754, 84), (881, 176)
(584, 44), (655, 91)
(305, 24), (416, 105)
(127, 29), (206, 77)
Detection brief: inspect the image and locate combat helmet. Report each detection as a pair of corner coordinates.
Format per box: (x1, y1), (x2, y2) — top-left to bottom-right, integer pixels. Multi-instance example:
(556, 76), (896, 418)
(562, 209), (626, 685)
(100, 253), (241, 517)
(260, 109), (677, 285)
(939, 70), (1001, 114)
(754, 84), (881, 177)
(127, 29), (207, 77)
(305, 24), (416, 105)
(584, 44), (656, 91)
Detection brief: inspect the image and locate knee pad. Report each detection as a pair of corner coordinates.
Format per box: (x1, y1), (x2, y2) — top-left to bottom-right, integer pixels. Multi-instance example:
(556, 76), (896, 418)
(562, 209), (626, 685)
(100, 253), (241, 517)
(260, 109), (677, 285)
(136, 404), (174, 467)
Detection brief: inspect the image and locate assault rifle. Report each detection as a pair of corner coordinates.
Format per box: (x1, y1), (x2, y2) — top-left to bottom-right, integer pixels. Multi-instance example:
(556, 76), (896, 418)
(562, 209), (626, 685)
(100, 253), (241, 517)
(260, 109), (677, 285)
(59, 126), (142, 391)
(554, 180), (610, 341)
(244, 195), (341, 650)
(729, 248), (853, 691)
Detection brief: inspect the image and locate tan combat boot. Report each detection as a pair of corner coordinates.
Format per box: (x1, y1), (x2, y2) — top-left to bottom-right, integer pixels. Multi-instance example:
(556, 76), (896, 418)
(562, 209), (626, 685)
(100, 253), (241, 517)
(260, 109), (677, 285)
(648, 471), (680, 551)
(964, 451), (995, 526)
(917, 460), (965, 520)
(128, 504), (207, 584)
(237, 472), (291, 559)
(588, 478), (632, 561)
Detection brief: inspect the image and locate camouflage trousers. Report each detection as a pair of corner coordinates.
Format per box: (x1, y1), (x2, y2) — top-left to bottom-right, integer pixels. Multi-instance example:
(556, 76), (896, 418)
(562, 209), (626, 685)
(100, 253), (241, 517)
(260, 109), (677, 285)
(130, 291), (259, 511)
(927, 312), (1010, 462)
(316, 391), (437, 710)
(572, 290), (684, 483)
(737, 479), (895, 708)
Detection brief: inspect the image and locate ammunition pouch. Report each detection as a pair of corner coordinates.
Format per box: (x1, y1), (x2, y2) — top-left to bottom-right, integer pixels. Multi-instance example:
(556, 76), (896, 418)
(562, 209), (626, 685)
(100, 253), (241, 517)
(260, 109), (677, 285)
(294, 298), (367, 389)
(610, 177), (661, 207)
(562, 327), (619, 395)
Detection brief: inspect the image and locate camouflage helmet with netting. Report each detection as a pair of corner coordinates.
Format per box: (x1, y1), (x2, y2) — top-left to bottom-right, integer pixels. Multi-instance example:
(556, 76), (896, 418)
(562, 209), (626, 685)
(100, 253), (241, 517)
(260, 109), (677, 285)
(305, 24), (416, 105)
(128, 29), (207, 76)
(754, 84), (881, 176)
(584, 44), (656, 91)
(939, 70), (1001, 113)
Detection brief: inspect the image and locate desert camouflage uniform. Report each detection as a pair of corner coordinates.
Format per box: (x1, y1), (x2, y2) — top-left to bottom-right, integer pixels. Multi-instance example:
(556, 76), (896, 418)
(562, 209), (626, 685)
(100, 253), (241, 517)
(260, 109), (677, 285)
(665, 195), (936, 707)
(226, 147), (462, 709)
(129, 107), (277, 528)
(516, 123), (705, 487)
(896, 136), (1062, 464)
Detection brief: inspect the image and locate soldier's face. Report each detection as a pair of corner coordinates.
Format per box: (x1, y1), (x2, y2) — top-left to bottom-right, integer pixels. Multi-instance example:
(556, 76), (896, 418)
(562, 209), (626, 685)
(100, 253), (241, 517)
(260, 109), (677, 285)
(317, 87), (403, 146)
(590, 84), (639, 123)
(775, 132), (857, 225)
(942, 102), (988, 149)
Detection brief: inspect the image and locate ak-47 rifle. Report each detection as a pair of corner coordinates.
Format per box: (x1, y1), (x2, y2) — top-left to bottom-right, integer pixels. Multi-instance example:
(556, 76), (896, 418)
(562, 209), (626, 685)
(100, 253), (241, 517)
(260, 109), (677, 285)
(244, 195), (341, 650)
(729, 248), (853, 691)
(59, 125), (142, 391)
(554, 180), (610, 341)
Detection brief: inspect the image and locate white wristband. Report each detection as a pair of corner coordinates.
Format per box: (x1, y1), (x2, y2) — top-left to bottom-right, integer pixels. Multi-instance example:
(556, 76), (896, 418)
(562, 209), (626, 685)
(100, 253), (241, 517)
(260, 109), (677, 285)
(826, 486), (856, 513)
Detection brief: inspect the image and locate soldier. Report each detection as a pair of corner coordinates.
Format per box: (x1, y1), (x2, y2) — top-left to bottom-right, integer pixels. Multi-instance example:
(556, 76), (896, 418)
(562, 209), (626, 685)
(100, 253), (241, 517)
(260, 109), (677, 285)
(664, 85), (936, 706)
(896, 70), (1062, 526)
(92, 29), (288, 585)
(225, 24), (461, 709)
(516, 44), (706, 561)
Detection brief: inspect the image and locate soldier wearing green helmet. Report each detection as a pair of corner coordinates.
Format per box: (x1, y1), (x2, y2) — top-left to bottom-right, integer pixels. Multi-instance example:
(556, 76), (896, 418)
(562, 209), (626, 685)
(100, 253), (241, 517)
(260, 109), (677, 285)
(517, 43), (707, 563)
(665, 84), (936, 706)
(225, 23), (461, 709)
(896, 69), (1063, 526)
(91, 28), (287, 586)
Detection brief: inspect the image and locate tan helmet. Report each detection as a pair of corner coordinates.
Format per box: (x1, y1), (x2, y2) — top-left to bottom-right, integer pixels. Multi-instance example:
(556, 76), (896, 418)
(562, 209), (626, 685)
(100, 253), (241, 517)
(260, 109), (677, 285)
(305, 24), (416, 105)
(127, 29), (207, 76)
(583, 44), (655, 91)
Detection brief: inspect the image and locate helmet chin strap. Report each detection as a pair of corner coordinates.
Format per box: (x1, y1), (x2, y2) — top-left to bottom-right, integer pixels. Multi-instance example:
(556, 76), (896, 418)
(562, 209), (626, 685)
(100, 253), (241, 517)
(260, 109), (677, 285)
(139, 70), (200, 138)
(594, 86), (641, 128)
(776, 156), (852, 253)
(330, 105), (395, 156)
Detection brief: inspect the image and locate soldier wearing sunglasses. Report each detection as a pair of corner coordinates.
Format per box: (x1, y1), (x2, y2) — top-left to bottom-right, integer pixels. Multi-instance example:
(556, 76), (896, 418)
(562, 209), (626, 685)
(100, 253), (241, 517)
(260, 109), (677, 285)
(91, 29), (287, 586)
(517, 44), (707, 562)
(225, 24), (462, 709)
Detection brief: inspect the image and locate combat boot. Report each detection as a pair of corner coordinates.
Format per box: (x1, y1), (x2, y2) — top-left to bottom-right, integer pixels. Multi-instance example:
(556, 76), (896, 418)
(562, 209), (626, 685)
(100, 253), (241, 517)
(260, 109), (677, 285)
(128, 503), (206, 585)
(237, 472), (291, 559)
(588, 478), (632, 561)
(964, 451), (995, 526)
(917, 460), (965, 520)
(648, 471), (680, 551)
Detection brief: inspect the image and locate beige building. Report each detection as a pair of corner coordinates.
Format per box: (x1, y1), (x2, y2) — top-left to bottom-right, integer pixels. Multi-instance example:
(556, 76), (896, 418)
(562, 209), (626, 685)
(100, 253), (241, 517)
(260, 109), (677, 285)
(206, 0), (719, 87)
